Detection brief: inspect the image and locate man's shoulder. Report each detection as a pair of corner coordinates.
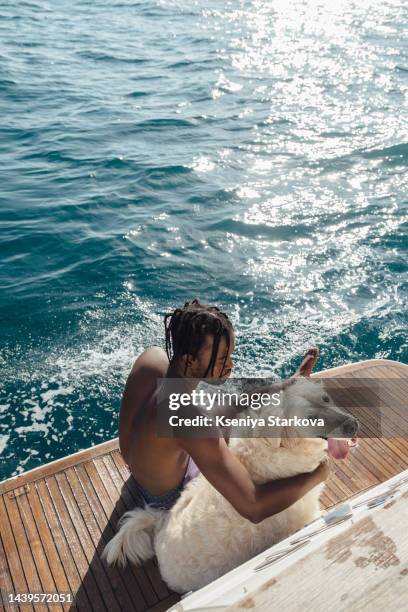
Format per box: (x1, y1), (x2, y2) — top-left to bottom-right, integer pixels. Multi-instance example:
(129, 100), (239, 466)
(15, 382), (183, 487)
(129, 346), (169, 380)
(137, 346), (168, 364)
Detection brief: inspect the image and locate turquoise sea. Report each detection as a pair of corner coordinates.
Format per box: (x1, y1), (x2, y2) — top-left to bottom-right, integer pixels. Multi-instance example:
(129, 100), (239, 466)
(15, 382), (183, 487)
(1, 0), (407, 480)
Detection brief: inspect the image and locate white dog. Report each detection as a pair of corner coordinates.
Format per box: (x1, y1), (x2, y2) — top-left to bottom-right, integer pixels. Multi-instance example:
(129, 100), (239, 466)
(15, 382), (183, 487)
(103, 377), (356, 593)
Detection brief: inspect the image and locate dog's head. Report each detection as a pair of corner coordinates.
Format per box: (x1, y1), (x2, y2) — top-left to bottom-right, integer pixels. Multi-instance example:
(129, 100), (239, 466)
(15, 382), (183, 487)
(279, 377), (359, 459)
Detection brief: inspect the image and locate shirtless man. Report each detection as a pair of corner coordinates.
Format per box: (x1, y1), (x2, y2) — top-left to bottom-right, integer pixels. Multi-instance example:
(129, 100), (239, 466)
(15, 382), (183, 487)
(119, 299), (329, 523)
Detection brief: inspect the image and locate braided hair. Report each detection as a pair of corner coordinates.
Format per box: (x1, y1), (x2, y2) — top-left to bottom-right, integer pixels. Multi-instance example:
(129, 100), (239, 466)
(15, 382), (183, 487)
(164, 299), (234, 377)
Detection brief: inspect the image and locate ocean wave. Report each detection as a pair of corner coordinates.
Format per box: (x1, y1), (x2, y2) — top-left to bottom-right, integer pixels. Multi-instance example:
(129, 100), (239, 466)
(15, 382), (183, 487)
(76, 50), (149, 64)
(206, 219), (311, 241)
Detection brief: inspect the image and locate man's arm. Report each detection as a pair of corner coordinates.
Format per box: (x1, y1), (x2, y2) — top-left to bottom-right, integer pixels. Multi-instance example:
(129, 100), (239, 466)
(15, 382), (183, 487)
(178, 437), (329, 524)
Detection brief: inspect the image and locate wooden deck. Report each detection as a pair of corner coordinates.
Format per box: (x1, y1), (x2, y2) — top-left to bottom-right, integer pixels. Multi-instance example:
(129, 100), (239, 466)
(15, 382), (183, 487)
(1, 359), (407, 611)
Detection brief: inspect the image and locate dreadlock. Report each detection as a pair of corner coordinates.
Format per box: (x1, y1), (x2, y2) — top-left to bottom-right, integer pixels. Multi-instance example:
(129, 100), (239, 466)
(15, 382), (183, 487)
(164, 299), (234, 378)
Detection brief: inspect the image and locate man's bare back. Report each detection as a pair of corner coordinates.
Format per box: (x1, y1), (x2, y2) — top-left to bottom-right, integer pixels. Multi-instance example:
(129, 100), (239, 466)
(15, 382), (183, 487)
(119, 346), (190, 495)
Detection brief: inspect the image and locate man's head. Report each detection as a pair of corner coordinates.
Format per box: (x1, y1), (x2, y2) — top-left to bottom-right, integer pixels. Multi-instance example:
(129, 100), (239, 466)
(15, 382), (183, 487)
(164, 299), (234, 380)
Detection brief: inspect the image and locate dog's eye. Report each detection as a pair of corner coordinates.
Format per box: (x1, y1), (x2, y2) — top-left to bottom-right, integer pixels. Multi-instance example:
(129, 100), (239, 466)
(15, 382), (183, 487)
(322, 395), (330, 403)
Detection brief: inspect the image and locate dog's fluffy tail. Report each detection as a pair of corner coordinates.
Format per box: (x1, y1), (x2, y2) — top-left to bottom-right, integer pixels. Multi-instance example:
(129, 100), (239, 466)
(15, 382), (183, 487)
(103, 507), (162, 567)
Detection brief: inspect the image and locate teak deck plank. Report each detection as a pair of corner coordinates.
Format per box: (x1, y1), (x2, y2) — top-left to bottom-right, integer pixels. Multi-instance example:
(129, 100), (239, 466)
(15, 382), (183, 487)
(2, 493), (47, 612)
(0, 495), (34, 612)
(1, 359), (407, 612)
(35, 479), (91, 610)
(25, 484), (71, 610)
(0, 526), (17, 611)
(71, 464), (142, 611)
(15, 492), (62, 612)
(54, 471), (121, 612)
(44, 476), (107, 611)
(78, 460), (149, 609)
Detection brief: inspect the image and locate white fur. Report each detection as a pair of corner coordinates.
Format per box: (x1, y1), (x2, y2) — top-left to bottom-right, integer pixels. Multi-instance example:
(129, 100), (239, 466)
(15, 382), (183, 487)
(102, 507), (162, 567)
(104, 378), (333, 593)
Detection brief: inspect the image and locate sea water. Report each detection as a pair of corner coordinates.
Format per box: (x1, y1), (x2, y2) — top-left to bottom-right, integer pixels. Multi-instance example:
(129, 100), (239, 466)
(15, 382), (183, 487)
(1, 0), (407, 479)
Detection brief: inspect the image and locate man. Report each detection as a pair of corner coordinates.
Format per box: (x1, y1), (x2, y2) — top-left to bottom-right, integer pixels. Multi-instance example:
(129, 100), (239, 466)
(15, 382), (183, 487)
(119, 299), (329, 522)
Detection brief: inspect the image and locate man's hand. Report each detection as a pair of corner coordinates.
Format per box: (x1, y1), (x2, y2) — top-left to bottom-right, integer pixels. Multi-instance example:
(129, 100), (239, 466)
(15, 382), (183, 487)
(308, 460), (330, 488)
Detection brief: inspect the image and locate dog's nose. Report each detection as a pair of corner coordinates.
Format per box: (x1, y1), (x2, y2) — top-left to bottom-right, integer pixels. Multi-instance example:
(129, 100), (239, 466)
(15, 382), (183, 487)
(342, 417), (359, 437)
